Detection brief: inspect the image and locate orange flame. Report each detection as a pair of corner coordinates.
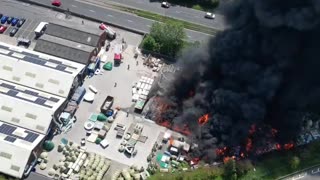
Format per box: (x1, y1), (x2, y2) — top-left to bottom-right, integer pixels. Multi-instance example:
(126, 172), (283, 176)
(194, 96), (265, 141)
(275, 143), (281, 150)
(223, 156), (236, 163)
(198, 114), (209, 126)
(169, 137), (174, 146)
(284, 143), (294, 150)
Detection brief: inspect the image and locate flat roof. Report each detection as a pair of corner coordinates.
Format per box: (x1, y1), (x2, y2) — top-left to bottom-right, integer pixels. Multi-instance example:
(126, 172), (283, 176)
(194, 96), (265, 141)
(45, 22), (101, 47)
(0, 121), (44, 178)
(40, 34), (95, 53)
(0, 80), (65, 134)
(34, 35), (94, 64)
(0, 42), (85, 75)
(0, 42), (85, 97)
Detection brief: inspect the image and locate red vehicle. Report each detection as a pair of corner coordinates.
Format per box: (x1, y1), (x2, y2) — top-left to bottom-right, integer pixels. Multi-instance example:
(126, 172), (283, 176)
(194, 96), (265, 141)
(51, 0), (61, 7)
(0, 25), (7, 33)
(99, 23), (108, 30)
(114, 53), (122, 64)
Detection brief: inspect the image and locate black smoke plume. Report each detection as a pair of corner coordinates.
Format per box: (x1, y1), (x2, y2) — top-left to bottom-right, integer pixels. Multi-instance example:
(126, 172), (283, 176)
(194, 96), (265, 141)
(154, 0), (320, 162)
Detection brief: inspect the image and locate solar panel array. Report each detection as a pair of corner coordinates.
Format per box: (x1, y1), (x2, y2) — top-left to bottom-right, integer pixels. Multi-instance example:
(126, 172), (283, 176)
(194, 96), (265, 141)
(0, 44), (78, 74)
(0, 82), (60, 108)
(0, 123), (39, 143)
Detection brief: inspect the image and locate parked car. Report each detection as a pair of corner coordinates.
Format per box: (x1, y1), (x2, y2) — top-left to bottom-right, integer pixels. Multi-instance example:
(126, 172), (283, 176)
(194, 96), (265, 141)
(17, 37), (31, 47)
(205, 12), (215, 19)
(51, 0), (61, 7)
(6, 17), (14, 24)
(0, 25), (7, 33)
(17, 18), (26, 27)
(9, 28), (18, 36)
(99, 23), (107, 30)
(1, 16), (8, 24)
(11, 18), (19, 26)
(161, 2), (170, 8)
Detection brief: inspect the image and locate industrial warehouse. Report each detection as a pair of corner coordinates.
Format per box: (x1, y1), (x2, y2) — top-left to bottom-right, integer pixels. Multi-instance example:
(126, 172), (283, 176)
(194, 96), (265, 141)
(2, 0), (320, 180)
(0, 41), (85, 178)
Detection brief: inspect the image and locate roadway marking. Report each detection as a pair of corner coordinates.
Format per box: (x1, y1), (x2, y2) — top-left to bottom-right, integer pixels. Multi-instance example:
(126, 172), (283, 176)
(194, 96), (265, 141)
(187, 35), (191, 38)
(107, 14), (113, 17)
(127, 20), (133, 23)
(146, 25), (151, 27)
(176, 11), (181, 13)
(22, 2), (30, 6)
(89, 10), (95, 13)
(71, 5), (77, 7)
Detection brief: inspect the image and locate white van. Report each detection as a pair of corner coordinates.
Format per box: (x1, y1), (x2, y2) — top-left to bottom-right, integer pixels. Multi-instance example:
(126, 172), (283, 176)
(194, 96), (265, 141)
(34, 22), (48, 37)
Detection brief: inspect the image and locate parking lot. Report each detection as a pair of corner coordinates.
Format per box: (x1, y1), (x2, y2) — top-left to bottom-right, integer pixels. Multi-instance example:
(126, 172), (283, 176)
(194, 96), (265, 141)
(0, 0), (143, 48)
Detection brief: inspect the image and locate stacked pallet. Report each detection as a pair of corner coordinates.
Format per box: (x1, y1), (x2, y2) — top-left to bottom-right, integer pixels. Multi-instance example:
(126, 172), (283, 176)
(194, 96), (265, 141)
(132, 76), (154, 102)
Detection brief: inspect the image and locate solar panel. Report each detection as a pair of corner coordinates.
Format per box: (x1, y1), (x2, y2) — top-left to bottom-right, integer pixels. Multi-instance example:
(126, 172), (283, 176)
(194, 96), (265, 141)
(56, 65), (66, 71)
(48, 59), (62, 64)
(7, 90), (18, 96)
(0, 124), (17, 135)
(49, 97), (60, 102)
(24, 131), (39, 143)
(34, 98), (46, 105)
(0, 83), (15, 89)
(0, 123), (40, 143)
(4, 136), (16, 143)
(24, 89), (39, 96)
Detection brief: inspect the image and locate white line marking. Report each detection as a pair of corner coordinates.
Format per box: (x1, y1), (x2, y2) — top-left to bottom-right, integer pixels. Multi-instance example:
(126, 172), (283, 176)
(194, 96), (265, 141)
(71, 5), (77, 7)
(147, 25), (151, 27)
(187, 35), (191, 38)
(107, 14), (113, 17)
(89, 10), (95, 13)
(127, 20), (133, 23)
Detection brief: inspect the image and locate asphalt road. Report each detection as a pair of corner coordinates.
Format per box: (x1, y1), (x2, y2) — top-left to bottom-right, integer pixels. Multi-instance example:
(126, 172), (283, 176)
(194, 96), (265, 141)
(105, 0), (226, 30)
(18, 0), (212, 42)
(282, 166), (320, 180)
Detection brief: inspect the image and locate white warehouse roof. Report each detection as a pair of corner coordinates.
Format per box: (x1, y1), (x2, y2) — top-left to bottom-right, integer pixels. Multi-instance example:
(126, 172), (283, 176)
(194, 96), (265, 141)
(0, 80), (65, 134)
(0, 42), (85, 179)
(0, 42), (85, 97)
(0, 121), (44, 178)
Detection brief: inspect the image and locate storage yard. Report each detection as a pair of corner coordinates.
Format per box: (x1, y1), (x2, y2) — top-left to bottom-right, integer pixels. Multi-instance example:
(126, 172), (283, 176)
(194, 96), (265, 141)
(0, 1), (192, 180)
(0, 2), (200, 180)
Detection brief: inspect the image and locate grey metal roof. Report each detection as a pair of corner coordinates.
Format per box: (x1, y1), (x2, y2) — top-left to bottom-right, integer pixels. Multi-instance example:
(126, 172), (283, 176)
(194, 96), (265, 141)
(40, 34), (94, 53)
(34, 37), (94, 65)
(45, 23), (101, 47)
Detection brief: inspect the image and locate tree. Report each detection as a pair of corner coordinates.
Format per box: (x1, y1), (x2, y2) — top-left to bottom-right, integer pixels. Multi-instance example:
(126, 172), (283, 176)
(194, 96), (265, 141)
(142, 35), (160, 52)
(290, 156), (300, 169)
(224, 159), (237, 180)
(146, 21), (186, 57)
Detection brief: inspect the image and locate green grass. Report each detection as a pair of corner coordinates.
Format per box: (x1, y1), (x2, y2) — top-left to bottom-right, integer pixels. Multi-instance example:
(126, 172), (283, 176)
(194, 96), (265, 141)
(148, 167), (224, 180)
(147, 141), (320, 180)
(241, 140), (320, 179)
(192, 5), (204, 11)
(111, 5), (219, 35)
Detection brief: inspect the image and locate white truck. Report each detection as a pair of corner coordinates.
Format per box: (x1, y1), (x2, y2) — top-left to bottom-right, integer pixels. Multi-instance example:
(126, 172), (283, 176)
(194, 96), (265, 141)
(34, 22), (48, 38)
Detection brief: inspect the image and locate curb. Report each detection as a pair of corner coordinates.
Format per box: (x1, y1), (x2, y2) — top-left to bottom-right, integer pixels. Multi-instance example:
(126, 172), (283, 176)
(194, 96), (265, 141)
(16, 0), (147, 36)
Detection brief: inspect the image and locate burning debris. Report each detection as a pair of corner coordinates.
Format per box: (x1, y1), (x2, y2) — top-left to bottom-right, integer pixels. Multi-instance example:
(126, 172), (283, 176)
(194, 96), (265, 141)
(150, 0), (320, 162)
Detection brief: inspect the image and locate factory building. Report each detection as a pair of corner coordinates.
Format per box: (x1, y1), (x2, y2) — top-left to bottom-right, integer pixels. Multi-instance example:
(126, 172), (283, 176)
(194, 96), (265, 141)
(34, 22), (107, 65)
(0, 42), (85, 178)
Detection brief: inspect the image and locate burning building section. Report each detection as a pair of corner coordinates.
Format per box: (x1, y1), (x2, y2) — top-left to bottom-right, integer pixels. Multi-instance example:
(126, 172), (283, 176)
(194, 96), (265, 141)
(149, 0), (320, 162)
